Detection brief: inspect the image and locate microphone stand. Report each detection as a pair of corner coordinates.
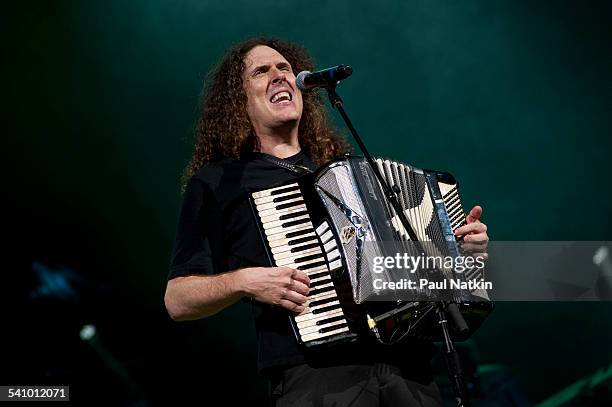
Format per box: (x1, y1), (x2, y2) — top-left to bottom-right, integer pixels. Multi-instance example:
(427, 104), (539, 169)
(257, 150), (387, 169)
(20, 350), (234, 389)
(325, 84), (471, 407)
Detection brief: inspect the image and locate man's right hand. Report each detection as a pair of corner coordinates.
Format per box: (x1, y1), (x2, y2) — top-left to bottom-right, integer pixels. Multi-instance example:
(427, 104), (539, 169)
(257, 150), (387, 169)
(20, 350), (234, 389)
(238, 267), (310, 313)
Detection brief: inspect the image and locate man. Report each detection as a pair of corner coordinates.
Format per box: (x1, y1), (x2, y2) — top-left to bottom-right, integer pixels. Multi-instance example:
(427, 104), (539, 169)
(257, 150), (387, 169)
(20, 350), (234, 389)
(164, 37), (488, 406)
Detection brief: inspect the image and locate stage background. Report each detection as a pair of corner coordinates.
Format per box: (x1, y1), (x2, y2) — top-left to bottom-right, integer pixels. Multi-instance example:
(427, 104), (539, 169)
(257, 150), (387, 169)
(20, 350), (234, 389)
(4, 0), (612, 404)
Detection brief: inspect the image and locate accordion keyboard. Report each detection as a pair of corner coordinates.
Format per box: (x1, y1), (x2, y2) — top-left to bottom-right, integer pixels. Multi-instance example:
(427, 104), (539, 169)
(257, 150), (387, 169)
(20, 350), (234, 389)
(251, 183), (351, 345)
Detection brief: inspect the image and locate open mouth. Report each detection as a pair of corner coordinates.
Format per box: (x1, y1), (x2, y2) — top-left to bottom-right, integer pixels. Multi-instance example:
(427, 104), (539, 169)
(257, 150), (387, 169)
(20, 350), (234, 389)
(269, 90), (293, 104)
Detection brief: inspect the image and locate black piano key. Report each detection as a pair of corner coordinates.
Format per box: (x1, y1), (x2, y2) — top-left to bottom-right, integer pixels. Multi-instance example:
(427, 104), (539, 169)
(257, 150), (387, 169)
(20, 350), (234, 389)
(285, 228), (315, 239)
(312, 303), (341, 315)
(310, 278), (332, 288)
(281, 218), (310, 228)
(319, 322), (348, 333)
(273, 192), (303, 203)
(297, 260), (328, 271)
(309, 271), (329, 280)
(308, 285), (334, 296)
(287, 236), (316, 246)
(316, 315), (345, 326)
(290, 243), (319, 253)
(279, 210), (308, 221)
(276, 200), (305, 211)
(294, 253), (324, 264)
(310, 296), (337, 308)
(270, 185), (300, 196)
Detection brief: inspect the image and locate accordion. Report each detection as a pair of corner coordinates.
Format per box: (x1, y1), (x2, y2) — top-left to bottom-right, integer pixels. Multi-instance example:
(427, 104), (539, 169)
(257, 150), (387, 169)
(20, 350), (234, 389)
(249, 156), (493, 347)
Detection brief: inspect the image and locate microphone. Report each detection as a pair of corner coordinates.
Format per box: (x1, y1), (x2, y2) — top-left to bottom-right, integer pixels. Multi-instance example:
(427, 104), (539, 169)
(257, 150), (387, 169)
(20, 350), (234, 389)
(296, 65), (353, 90)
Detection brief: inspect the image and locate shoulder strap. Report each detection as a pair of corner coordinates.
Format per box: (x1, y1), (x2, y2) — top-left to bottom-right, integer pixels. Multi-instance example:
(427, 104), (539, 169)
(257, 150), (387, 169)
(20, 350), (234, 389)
(259, 154), (313, 175)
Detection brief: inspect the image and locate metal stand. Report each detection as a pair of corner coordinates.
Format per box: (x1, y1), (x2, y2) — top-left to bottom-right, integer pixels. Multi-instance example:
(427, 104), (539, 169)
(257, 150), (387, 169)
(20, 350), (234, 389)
(437, 303), (471, 407)
(324, 84), (472, 407)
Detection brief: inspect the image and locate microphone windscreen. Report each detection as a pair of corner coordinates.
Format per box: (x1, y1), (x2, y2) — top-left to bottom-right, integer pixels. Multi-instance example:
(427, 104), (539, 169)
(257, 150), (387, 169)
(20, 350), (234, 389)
(296, 70), (311, 91)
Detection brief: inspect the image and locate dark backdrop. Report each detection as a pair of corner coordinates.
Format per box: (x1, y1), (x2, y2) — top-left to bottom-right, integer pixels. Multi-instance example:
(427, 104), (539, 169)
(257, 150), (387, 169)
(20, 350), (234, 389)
(4, 1), (611, 405)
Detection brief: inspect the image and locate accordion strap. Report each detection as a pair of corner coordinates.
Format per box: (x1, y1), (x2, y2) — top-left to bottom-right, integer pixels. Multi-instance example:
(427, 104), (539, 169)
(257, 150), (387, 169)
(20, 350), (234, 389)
(258, 153), (313, 175)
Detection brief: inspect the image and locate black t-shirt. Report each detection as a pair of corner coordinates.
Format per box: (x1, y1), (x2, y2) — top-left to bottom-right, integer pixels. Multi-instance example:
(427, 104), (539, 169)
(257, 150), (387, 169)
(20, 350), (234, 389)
(169, 150), (435, 377)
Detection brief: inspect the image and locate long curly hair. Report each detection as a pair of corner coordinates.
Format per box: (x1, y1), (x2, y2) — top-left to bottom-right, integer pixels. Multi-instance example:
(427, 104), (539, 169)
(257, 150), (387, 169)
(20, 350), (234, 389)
(182, 37), (349, 188)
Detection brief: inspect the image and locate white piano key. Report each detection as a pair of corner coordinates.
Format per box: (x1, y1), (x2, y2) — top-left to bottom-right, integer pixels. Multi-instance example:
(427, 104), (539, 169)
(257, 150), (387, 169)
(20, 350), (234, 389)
(265, 220), (314, 237)
(268, 232), (316, 249)
(299, 318), (347, 336)
(294, 304), (342, 322)
(310, 275), (332, 285)
(303, 291), (335, 306)
(262, 214), (310, 230)
(280, 260), (328, 272)
(258, 204), (307, 223)
(275, 261), (328, 274)
(305, 299), (340, 314)
(270, 238), (319, 255)
(301, 326), (349, 343)
(296, 308), (343, 328)
(276, 253), (325, 267)
(254, 189), (303, 205)
(256, 197), (303, 212)
(266, 225), (314, 242)
(307, 286), (338, 301)
(257, 200), (305, 218)
(274, 247), (323, 263)
(299, 299), (342, 319)
(304, 265), (330, 275)
(328, 259), (342, 271)
(251, 183), (299, 199)
(306, 281), (335, 293)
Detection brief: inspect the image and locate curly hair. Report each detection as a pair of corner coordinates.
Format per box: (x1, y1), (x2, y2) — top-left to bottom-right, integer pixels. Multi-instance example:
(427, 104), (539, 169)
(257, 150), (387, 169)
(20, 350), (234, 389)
(182, 37), (349, 188)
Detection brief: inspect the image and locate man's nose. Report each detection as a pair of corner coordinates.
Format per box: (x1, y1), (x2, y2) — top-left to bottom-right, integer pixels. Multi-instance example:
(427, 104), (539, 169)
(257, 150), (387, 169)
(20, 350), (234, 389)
(270, 68), (286, 84)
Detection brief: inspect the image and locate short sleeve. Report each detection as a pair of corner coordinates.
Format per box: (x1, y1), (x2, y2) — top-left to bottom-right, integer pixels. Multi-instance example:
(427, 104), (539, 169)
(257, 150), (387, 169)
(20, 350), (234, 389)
(168, 177), (221, 279)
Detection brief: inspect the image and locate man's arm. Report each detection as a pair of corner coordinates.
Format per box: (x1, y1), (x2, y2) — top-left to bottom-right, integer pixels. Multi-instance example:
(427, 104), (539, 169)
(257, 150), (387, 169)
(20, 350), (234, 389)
(164, 266), (310, 321)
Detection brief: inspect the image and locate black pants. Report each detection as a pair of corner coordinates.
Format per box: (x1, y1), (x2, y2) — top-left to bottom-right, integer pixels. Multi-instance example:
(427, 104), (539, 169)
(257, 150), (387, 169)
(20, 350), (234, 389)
(270, 363), (442, 407)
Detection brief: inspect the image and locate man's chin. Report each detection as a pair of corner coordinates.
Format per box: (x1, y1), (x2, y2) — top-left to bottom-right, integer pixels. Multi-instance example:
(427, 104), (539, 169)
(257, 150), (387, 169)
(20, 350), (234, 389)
(272, 112), (301, 124)
(270, 116), (301, 130)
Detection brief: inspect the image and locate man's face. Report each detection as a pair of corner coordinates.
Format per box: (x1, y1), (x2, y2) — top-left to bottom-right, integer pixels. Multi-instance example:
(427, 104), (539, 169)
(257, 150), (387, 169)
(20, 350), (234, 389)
(242, 45), (303, 136)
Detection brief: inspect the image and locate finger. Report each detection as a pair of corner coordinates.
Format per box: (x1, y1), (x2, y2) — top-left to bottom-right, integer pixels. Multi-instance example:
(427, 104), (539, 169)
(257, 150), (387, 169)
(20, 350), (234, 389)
(282, 289), (309, 306)
(466, 206), (483, 224)
(291, 279), (310, 296)
(279, 299), (306, 314)
(454, 222), (487, 236)
(463, 232), (488, 243)
(291, 270), (310, 287)
(459, 241), (488, 253)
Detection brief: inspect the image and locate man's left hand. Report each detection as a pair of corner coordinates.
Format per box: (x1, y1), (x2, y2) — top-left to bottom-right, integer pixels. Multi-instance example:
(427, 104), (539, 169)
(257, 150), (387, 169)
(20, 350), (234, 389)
(454, 205), (489, 258)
